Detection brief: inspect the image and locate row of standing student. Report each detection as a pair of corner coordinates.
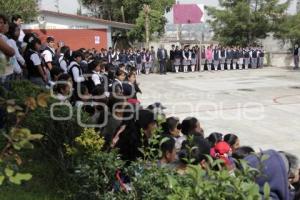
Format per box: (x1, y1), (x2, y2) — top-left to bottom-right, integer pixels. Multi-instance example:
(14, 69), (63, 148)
(169, 45), (265, 73)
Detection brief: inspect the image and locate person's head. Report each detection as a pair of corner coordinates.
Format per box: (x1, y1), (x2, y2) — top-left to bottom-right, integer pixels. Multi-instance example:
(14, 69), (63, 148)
(160, 136), (176, 164)
(88, 59), (101, 72)
(115, 69), (126, 81)
(60, 45), (71, 60)
(136, 109), (157, 138)
(179, 136), (211, 167)
(50, 66), (64, 81)
(0, 14), (8, 34)
(224, 134), (240, 152)
(46, 36), (55, 48)
(206, 132), (223, 147)
(162, 117), (181, 137)
(79, 85), (90, 102)
(279, 151), (300, 184)
(11, 15), (22, 26)
(119, 63), (126, 71)
(28, 37), (41, 51)
(127, 71), (136, 84)
(55, 74), (72, 96)
(172, 44), (175, 49)
(71, 50), (83, 63)
(232, 146), (255, 160)
(181, 117), (203, 137)
(107, 95), (126, 118)
(6, 23), (20, 41)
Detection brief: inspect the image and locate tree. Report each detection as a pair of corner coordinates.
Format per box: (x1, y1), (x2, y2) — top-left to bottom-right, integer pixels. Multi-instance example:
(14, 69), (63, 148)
(206, 0), (291, 46)
(274, 13), (300, 46)
(0, 0), (38, 22)
(78, 0), (122, 20)
(79, 0), (174, 43)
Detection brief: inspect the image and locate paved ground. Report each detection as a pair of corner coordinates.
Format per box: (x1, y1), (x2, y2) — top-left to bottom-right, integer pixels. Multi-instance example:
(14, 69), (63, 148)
(138, 67), (300, 156)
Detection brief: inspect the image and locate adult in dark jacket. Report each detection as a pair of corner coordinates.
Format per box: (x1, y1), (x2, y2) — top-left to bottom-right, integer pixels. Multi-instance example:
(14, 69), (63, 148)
(114, 109), (157, 163)
(245, 150), (294, 200)
(157, 45), (168, 75)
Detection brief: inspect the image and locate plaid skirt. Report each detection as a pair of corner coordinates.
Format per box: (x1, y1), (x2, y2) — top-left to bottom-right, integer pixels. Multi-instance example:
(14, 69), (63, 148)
(182, 59), (190, 66)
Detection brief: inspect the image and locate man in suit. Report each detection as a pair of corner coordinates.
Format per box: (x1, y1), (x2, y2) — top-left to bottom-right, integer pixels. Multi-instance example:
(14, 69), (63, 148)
(157, 45), (168, 75)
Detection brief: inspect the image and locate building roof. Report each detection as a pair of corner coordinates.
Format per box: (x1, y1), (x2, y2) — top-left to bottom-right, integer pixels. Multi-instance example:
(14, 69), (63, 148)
(40, 10), (134, 30)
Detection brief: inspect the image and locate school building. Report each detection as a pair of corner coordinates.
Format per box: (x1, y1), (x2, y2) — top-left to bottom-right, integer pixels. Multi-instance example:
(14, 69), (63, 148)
(23, 10), (134, 50)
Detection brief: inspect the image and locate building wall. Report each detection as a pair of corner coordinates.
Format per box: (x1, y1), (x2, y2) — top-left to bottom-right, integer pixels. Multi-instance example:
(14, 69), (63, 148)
(25, 29), (108, 50)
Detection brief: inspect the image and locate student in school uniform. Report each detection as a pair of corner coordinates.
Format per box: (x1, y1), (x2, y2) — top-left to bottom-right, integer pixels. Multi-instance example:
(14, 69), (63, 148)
(68, 50), (85, 103)
(238, 47), (244, 70)
(174, 46), (182, 73)
(123, 71), (142, 104)
(170, 45), (176, 72)
(107, 47), (114, 64)
(86, 59), (104, 94)
(150, 46), (156, 73)
(194, 45), (200, 71)
(205, 46), (213, 71)
(258, 46), (265, 68)
(24, 38), (48, 87)
(243, 47), (250, 69)
(199, 45), (205, 71)
(143, 49), (153, 75)
(213, 46), (220, 70)
(294, 44), (300, 70)
(182, 45), (191, 73)
(42, 36), (58, 71)
(59, 46), (71, 74)
(251, 47), (258, 69)
(112, 69), (126, 96)
(190, 46), (197, 72)
(135, 50), (143, 75)
(219, 46), (226, 71)
(128, 49), (136, 69)
(232, 47), (239, 70)
(225, 47), (232, 70)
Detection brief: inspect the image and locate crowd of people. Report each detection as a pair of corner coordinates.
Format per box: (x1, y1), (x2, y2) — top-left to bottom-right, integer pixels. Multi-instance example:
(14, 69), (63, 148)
(169, 44), (265, 73)
(1, 13), (299, 200)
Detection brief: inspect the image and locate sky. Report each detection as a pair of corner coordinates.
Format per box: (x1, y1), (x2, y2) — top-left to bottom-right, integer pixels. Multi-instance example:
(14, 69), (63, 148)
(40, 0), (297, 22)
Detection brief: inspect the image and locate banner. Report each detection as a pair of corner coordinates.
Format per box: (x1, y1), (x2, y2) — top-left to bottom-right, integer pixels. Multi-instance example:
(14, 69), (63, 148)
(173, 4), (205, 24)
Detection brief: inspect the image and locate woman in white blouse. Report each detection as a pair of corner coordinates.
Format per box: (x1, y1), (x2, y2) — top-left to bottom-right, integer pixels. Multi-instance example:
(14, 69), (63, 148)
(6, 23), (25, 78)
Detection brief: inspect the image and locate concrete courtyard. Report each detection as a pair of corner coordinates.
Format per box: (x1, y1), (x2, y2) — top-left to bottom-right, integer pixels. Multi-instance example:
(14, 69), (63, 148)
(138, 67), (300, 156)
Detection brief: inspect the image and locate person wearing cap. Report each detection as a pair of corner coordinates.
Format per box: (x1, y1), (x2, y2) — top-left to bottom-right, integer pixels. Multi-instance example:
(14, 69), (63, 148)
(42, 36), (57, 71)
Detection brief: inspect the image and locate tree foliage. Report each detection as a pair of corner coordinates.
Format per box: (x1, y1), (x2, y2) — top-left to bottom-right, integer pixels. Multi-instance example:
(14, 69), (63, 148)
(0, 0), (38, 22)
(274, 13), (300, 45)
(206, 0), (291, 46)
(79, 0), (175, 42)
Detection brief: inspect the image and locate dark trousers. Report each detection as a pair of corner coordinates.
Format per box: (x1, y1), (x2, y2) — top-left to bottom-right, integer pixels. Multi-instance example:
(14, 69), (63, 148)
(159, 60), (166, 74)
